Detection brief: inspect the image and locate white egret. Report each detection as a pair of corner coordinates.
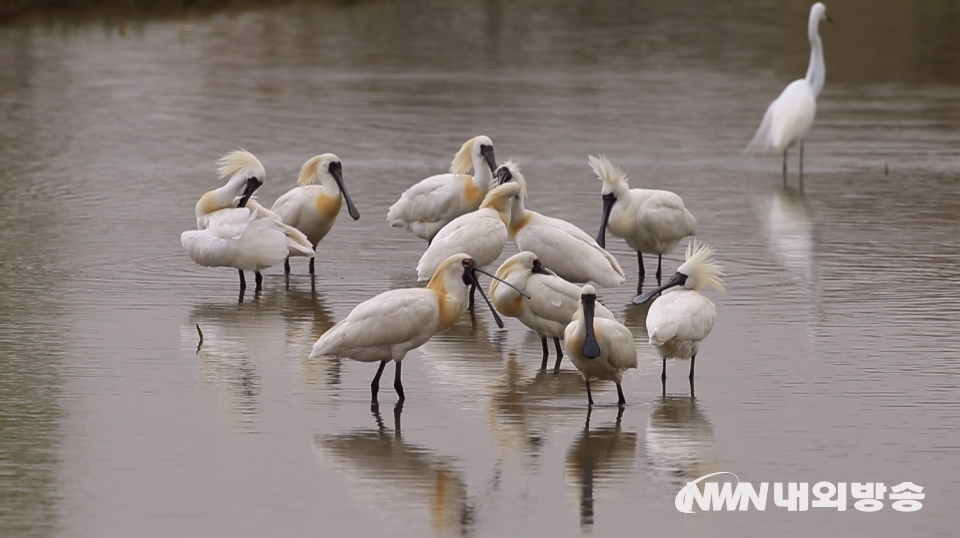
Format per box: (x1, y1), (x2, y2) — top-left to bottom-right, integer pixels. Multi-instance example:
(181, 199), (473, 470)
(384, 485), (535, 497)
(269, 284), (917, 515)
(491, 252), (615, 372)
(635, 241), (725, 390)
(181, 150), (313, 293)
(309, 253), (528, 404)
(564, 285), (639, 407)
(745, 2), (833, 190)
(495, 161), (625, 287)
(270, 153), (360, 275)
(590, 155), (697, 302)
(387, 135), (497, 243)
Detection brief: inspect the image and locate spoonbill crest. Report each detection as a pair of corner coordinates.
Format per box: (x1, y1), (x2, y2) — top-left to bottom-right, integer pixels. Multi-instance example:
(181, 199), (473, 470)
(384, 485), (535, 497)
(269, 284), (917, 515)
(745, 2), (833, 190)
(271, 154), (360, 275)
(564, 285), (638, 407)
(491, 252), (614, 372)
(590, 155), (697, 301)
(635, 240), (725, 390)
(496, 161), (625, 288)
(309, 253), (528, 404)
(387, 136), (497, 243)
(181, 150), (313, 293)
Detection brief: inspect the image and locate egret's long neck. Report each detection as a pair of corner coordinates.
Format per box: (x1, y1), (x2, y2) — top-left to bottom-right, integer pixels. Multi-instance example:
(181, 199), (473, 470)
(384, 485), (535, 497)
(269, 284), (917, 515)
(805, 17), (825, 98)
(471, 155), (494, 191)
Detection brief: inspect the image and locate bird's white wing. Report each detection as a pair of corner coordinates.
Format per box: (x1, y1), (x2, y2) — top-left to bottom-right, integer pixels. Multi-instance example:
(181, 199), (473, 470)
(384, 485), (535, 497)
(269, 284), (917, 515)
(637, 192), (698, 241)
(387, 173), (470, 226)
(270, 187), (309, 229)
(247, 198), (313, 256)
(517, 219), (625, 287)
(745, 79), (816, 153)
(645, 291), (716, 346)
(311, 289), (437, 358)
(417, 211), (506, 279)
(595, 318), (638, 370)
(524, 274), (580, 324)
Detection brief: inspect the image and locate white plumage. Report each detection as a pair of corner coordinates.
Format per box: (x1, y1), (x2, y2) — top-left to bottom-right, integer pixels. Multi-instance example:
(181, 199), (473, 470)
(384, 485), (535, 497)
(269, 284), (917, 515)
(745, 2), (832, 189)
(387, 135), (497, 242)
(271, 154), (360, 275)
(590, 155), (697, 301)
(181, 149), (313, 293)
(495, 161), (625, 288)
(491, 252), (614, 372)
(564, 284), (639, 406)
(637, 240), (726, 388)
(415, 181), (521, 281)
(310, 254), (500, 403)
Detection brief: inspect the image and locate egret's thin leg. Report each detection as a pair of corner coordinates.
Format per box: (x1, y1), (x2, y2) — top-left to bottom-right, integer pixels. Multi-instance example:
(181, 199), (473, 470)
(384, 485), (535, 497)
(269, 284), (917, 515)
(656, 254), (663, 285)
(661, 357), (667, 382)
(284, 257), (291, 275)
(394, 361), (405, 401)
(540, 338), (549, 371)
(553, 337), (564, 372)
(469, 284), (476, 309)
(799, 141), (805, 192)
(783, 149), (788, 187)
(636, 251), (645, 294)
(585, 378), (594, 406)
(238, 270), (246, 292)
(616, 383), (626, 407)
(689, 355), (696, 381)
(254, 271), (263, 292)
(370, 360), (388, 403)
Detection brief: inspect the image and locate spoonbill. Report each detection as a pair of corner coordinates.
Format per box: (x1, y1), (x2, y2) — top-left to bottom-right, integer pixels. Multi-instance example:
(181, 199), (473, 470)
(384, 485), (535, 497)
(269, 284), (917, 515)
(270, 154), (361, 275)
(491, 252), (615, 372)
(181, 150), (313, 293)
(745, 2), (833, 190)
(416, 181), (522, 304)
(590, 155), (697, 301)
(495, 161), (625, 288)
(387, 135), (497, 243)
(309, 253), (528, 404)
(635, 241), (726, 390)
(564, 285), (639, 407)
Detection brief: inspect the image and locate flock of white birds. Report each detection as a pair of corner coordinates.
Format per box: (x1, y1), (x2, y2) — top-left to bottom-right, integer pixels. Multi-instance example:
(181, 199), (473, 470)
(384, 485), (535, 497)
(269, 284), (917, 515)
(181, 2), (832, 407)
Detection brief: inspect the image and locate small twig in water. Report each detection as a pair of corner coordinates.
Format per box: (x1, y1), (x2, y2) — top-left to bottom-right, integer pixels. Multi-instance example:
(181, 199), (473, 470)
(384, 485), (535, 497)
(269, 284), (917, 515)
(196, 323), (204, 353)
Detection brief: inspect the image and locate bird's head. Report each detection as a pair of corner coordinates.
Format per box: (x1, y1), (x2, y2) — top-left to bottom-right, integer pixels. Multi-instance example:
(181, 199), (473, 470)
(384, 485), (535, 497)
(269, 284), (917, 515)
(479, 181), (523, 219)
(450, 135), (496, 177)
(634, 240), (726, 304)
(811, 2), (833, 25)
(298, 153), (360, 220)
(589, 155), (629, 248)
(217, 149), (265, 208)
(430, 254), (530, 329)
(579, 285), (601, 360)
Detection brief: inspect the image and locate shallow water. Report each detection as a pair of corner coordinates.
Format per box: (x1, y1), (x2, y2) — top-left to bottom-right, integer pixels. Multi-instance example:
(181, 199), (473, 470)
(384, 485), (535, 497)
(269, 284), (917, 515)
(1, 0), (959, 536)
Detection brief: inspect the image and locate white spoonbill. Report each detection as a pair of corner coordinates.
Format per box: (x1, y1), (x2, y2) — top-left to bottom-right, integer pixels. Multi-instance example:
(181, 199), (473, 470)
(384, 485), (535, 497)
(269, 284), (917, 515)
(387, 135), (497, 243)
(495, 161), (625, 288)
(564, 285), (639, 407)
(491, 252), (615, 372)
(590, 155), (697, 302)
(745, 2), (833, 190)
(634, 240), (726, 390)
(309, 253), (528, 404)
(181, 150), (313, 293)
(416, 181), (521, 283)
(271, 154), (361, 275)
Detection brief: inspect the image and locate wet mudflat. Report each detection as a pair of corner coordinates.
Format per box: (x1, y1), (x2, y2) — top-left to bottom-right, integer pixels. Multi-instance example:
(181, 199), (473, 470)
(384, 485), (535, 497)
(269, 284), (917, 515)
(0, 0), (958, 536)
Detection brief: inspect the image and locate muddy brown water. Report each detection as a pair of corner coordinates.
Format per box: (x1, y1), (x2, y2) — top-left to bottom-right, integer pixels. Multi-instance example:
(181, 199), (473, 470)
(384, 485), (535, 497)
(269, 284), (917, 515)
(1, 0), (958, 536)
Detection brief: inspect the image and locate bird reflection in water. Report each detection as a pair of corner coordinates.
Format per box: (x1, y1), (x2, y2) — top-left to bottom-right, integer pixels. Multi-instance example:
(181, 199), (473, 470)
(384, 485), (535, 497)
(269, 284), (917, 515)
(645, 393), (718, 486)
(418, 308), (508, 399)
(565, 407), (638, 528)
(314, 404), (476, 538)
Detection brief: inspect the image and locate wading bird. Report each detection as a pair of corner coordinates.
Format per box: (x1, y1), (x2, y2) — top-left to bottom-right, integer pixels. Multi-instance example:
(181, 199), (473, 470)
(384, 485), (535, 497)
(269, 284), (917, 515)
(745, 2), (833, 190)
(271, 154), (360, 275)
(181, 150), (313, 293)
(590, 155), (697, 301)
(416, 181), (522, 304)
(309, 253), (528, 404)
(495, 162), (625, 288)
(564, 285), (638, 407)
(635, 241), (725, 390)
(387, 135), (497, 243)
(491, 252), (614, 372)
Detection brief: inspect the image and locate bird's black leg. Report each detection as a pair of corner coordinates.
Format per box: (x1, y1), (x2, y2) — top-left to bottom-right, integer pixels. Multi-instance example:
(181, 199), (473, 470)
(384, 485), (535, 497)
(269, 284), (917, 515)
(371, 360), (388, 404)
(799, 141), (805, 193)
(254, 271), (263, 292)
(689, 355), (696, 382)
(661, 357), (667, 383)
(284, 257), (291, 275)
(616, 383), (626, 407)
(238, 269), (247, 292)
(553, 337), (564, 372)
(469, 284), (477, 309)
(309, 253), (316, 276)
(540, 338), (549, 371)
(783, 149), (788, 188)
(636, 251), (645, 294)
(656, 254), (663, 286)
(394, 361), (405, 401)
(585, 378), (594, 406)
